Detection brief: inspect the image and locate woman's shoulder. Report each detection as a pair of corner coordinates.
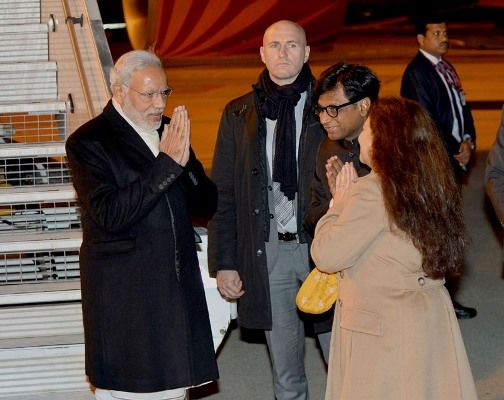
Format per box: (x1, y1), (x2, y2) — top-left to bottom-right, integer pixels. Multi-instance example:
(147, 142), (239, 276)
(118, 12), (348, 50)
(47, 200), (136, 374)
(352, 171), (381, 196)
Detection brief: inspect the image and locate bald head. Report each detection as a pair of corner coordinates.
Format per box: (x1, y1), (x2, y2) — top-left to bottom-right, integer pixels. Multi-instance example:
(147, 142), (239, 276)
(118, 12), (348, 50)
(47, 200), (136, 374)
(263, 20), (307, 47)
(260, 20), (310, 85)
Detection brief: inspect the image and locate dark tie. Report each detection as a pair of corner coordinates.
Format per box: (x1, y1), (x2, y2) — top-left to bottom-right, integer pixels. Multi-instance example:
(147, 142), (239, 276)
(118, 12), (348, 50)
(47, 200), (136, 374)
(435, 60), (464, 142)
(436, 60), (462, 91)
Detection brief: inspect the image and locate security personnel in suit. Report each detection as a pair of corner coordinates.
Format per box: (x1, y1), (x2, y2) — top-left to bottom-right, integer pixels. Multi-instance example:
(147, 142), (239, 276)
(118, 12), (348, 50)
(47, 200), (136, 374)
(401, 17), (477, 319)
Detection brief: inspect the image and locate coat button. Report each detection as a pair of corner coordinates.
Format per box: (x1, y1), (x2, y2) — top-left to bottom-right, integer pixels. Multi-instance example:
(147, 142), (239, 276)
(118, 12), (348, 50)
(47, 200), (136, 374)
(269, 213), (274, 219)
(251, 168), (258, 175)
(418, 277), (425, 286)
(252, 209), (259, 215)
(268, 185), (272, 191)
(256, 249), (263, 256)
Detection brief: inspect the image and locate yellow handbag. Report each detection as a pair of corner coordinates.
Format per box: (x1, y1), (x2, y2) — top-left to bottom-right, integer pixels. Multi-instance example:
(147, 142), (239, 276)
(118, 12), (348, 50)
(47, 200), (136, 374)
(296, 268), (339, 314)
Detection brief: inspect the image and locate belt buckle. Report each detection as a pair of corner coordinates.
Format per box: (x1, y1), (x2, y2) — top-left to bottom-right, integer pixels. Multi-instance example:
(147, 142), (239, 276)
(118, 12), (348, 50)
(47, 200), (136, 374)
(278, 232), (297, 241)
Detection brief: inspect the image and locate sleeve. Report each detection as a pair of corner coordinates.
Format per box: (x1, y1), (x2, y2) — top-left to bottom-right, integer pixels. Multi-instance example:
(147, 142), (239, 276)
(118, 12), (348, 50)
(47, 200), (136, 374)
(65, 132), (183, 233)
(207, 104), (239, 273)
(178, 147), (217, 218)
(310, 177), (386, 273)
(485, 106), (504, 225)
(462, 102), (476, 144)
(304, 144), (332, 238)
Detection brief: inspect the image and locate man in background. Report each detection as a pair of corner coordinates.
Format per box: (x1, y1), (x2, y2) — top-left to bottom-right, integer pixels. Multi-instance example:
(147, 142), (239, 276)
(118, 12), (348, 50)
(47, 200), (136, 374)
(485, 105), (504, 225)
(401, 17), (477, 319)
(208, 20), (327, 400)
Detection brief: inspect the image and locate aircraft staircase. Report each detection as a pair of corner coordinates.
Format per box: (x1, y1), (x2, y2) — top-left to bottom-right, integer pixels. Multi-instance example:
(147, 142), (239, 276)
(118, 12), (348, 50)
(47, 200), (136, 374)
(0, 0), (111, 398)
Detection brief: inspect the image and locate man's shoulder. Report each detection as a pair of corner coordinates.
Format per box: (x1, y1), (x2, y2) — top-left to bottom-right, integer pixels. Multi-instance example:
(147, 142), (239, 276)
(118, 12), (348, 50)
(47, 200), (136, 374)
(67, 112), (108, 144)
(405, 51), (430, 70)
(224, 90), (256, 113)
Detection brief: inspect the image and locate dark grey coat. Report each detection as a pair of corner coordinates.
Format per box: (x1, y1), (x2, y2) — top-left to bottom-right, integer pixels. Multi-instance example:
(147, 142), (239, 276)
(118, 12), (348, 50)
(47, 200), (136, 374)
(65, 101), (218, 392)
(207, 84), (325, 330)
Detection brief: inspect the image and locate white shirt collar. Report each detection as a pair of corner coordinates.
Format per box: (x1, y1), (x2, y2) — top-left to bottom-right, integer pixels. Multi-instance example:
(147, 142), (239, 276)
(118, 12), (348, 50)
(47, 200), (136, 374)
(420, 49), (442, 65)
(112, 98), (160, 156)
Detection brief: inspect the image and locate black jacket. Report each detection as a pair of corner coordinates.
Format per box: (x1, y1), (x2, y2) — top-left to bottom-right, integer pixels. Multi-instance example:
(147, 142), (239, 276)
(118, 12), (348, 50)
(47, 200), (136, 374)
(401, 51), (476, 176)
(207, 84), (325, 329)
(66, 101), (218, 392)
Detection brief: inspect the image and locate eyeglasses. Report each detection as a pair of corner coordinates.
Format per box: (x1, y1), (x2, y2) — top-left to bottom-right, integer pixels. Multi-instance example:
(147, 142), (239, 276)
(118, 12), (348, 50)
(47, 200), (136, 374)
(314, 98), (360, 118)
(123, 84), (173, 100)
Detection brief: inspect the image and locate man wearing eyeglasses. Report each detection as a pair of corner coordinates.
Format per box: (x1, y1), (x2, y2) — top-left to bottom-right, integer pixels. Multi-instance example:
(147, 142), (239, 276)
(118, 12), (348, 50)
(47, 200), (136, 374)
(304, 63), (380, 238)
(208, 20), (326, 400)
(303, 63), (380, 342)
(65, 50), (218, 400)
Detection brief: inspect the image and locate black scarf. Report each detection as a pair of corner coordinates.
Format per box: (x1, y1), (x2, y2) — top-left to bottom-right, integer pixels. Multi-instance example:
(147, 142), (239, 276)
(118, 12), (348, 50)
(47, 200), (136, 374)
(257, 64), (312, 200)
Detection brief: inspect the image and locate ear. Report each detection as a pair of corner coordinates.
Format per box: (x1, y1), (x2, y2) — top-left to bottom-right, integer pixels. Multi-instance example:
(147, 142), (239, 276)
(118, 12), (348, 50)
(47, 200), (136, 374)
(417, 33), (424, 47)
(360, 97), (371, 116)
(304, 46), (310, 63)
(111, 84), (126, 105)
(260, 46), (266, 64)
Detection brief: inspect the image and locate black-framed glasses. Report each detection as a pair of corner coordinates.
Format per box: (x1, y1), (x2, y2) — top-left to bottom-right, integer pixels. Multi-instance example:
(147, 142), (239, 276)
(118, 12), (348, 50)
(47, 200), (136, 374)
(123, 84), (173, 100)
(314, 98), (360, 118)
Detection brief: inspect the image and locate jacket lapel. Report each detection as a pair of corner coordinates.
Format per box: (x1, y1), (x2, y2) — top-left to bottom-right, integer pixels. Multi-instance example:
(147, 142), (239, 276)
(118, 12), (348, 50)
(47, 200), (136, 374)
(102, 101), (157, 163)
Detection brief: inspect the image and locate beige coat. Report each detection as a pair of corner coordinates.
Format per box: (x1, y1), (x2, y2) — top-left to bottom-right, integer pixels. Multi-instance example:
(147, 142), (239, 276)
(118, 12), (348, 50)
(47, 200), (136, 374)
(311, 172), (478, 400)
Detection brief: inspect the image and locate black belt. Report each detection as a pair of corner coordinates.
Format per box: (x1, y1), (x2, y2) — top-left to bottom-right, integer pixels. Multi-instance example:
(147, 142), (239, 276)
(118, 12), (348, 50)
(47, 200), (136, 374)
(278, 232), (297, 241)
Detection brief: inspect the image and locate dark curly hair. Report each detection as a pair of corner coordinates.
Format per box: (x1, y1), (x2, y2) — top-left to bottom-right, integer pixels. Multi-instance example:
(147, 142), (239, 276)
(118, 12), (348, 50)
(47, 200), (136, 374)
(314, 62), (380, 104)
(369, 97), (465, 279)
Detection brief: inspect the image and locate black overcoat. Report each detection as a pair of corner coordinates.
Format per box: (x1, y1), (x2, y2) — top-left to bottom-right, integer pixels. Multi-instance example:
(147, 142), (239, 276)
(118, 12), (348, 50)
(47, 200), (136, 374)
(65, 101), (219, 392)
(207, 85), (325, 329)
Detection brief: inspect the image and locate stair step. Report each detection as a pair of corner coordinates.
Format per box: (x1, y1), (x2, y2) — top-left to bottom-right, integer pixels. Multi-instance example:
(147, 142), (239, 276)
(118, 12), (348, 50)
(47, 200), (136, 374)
(0, 62), (58, 103)
(0, 24), (48, 63)
(0, 303), (83, 341)
(0, 281), (81, 306)
(0, 101), (67, 114)
(0, 341), (89, 396)
(0, 0), (41, 26)
(0, 184), (76, 203)
(0, 230), (82, 252)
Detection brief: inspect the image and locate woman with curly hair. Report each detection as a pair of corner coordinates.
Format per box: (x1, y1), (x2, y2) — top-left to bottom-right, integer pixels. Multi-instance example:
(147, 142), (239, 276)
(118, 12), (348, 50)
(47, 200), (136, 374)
(311, 97), (477, 400)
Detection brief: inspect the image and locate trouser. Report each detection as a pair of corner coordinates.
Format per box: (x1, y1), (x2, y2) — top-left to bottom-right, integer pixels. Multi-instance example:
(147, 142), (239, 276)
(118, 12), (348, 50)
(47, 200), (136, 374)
(94, 388), (187, 400)
(264, 240), (311, 400)
(317, 330), (331, 363)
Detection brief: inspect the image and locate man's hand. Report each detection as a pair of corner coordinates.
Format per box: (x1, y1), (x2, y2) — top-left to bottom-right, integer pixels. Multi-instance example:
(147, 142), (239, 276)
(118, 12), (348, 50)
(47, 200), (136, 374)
(325, 155), (345, 197)
(160, 105), (190, 166)
(454, 139), (473, 169)
(216, 270), (245, 299)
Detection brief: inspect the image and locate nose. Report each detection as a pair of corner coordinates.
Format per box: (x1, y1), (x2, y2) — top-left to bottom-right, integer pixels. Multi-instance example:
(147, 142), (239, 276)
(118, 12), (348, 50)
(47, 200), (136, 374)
(152, 93), (167, 108)
(279, 45), (287, 58)
(319, 113), (331, 126)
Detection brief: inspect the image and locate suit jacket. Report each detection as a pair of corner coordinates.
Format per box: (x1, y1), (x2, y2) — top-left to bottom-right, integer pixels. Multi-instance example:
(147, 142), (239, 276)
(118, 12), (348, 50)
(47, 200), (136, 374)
(207, 84), (326, 329)
(312, 172), (478, 400)
(485, 105), (504, 224)
(65, 101), (218, 392)
(401, 51), (476, 176)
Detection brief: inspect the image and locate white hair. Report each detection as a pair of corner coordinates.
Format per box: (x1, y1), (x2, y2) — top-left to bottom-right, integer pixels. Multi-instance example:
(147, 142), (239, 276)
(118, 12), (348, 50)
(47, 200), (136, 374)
(109, 50), (162, 87)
